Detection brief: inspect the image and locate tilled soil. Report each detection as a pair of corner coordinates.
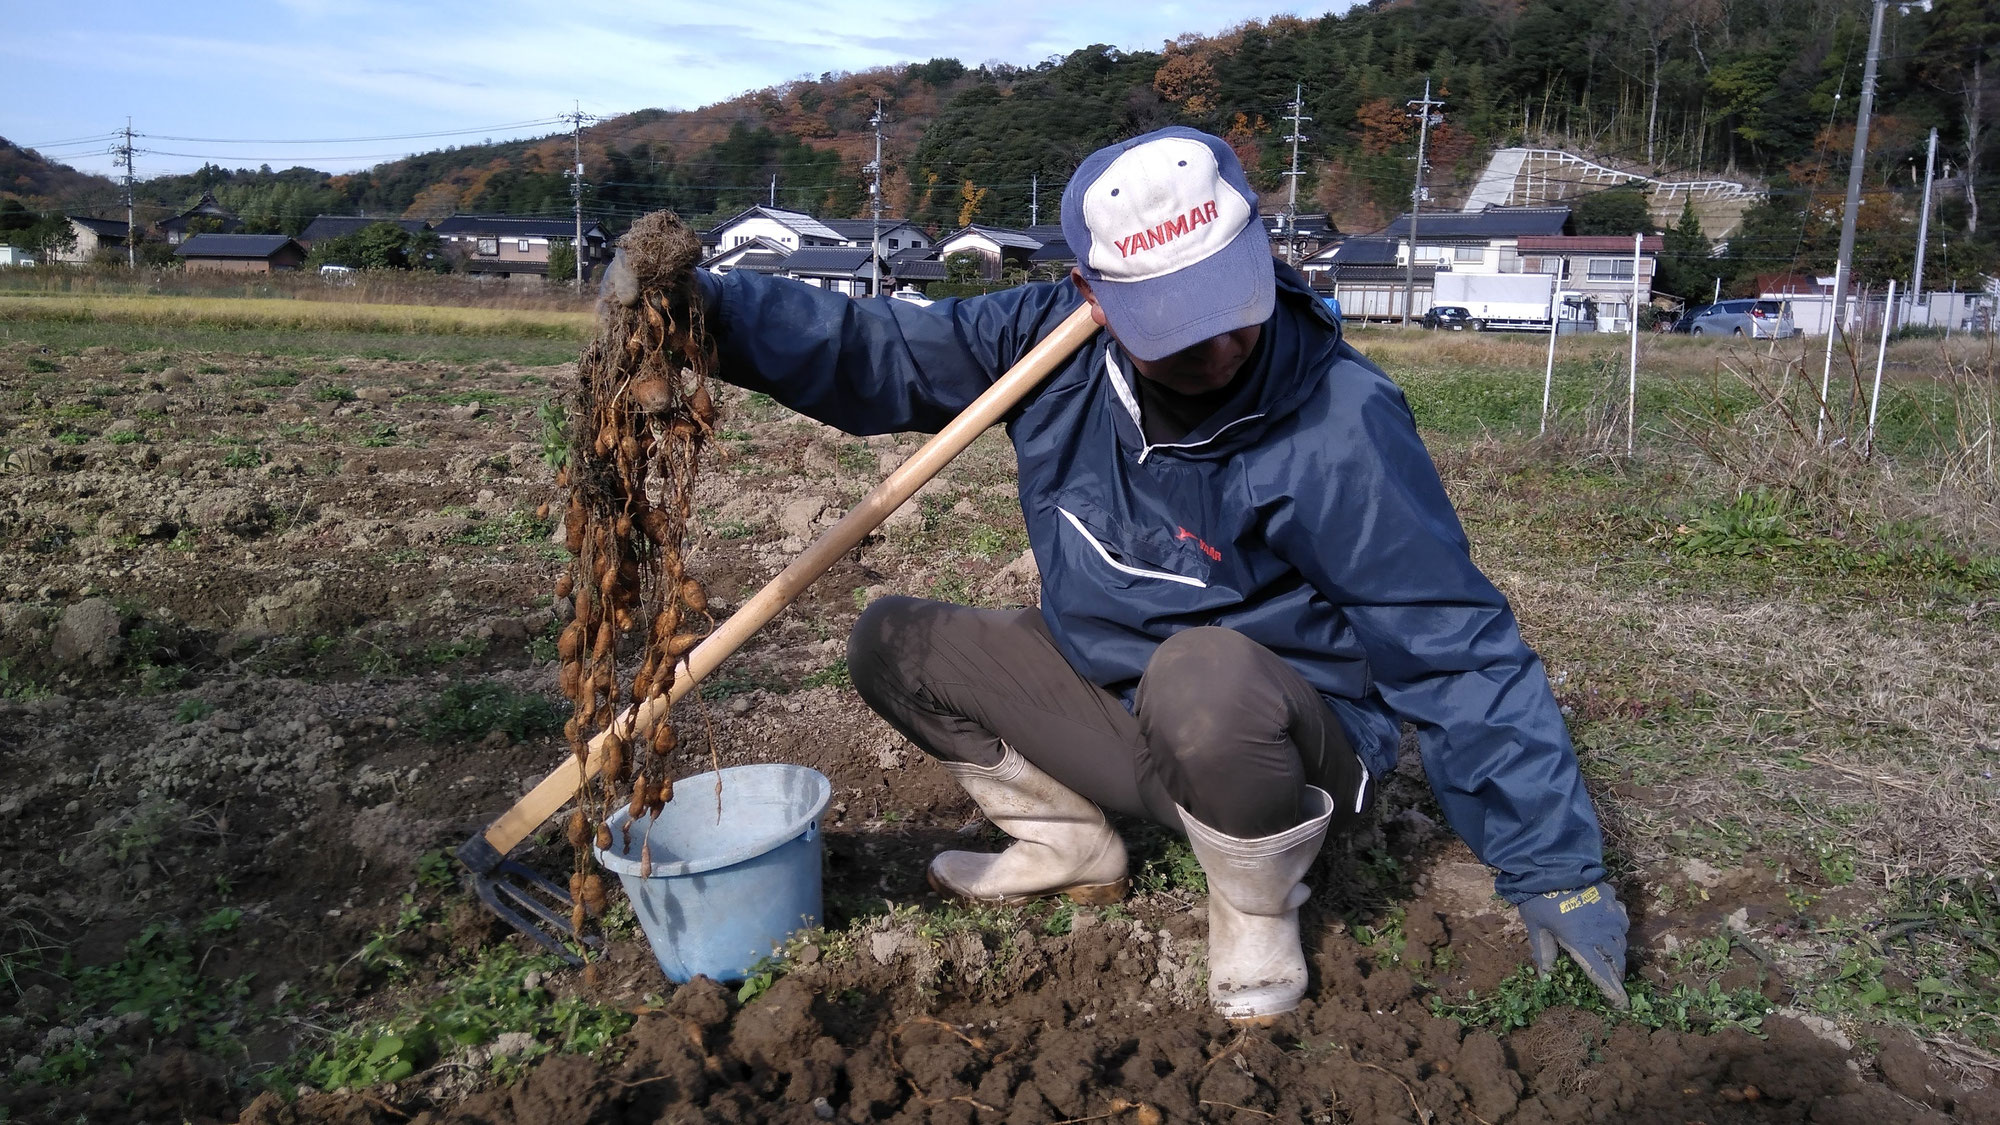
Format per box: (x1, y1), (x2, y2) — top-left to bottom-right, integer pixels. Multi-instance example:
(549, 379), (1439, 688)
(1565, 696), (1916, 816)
(2, 341), (1995, 1124)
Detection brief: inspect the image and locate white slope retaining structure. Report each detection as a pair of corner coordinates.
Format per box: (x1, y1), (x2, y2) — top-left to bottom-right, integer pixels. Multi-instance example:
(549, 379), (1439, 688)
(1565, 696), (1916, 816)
(1465, 148), (1763, 233)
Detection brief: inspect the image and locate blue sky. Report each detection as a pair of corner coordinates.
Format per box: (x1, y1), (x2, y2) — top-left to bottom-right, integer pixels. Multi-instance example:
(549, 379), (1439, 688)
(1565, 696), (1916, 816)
(5, 1), (1341, 181)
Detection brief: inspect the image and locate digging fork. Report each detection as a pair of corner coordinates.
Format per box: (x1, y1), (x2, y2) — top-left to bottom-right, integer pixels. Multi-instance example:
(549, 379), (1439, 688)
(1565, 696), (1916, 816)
(458, 304), (1099, 959)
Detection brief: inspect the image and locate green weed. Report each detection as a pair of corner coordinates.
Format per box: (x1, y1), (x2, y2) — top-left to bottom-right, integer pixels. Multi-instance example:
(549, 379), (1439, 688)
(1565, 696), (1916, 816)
(537, 397), (568, 470)
(173, 698), (215, 723)
(801, 660), (852, 690)
(837, 442), (876, 474)
(449, 509), (548, 547)
(196, 363), (226, 375)
(222, 443), (265, 469)
(419, 680), (563, 743)
(423, 636), (488, 665)
(1673, 491), (1804, 557)
(313, 384), (357, 403)
(247, 370), (299, 388)
(1434, 958), (1771, 1036)
(300, 944), (631, 1090)
(26, 355), (60, 373)
(109, 429), (144, 445)
(0, 657), (52, 701)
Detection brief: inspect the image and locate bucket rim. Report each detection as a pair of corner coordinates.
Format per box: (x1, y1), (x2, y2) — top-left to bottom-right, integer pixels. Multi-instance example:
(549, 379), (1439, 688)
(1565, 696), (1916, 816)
(592, 762), (831, 879)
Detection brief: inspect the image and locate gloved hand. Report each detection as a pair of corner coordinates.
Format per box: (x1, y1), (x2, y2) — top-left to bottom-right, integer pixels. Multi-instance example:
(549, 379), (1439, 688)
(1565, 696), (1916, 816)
(1518, 882), (1630, 1009)
(601, 251), (640, 308)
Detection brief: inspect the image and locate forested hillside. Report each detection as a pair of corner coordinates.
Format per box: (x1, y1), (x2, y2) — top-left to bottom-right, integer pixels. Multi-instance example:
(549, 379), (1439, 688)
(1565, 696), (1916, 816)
(3, 0), (1993, 289)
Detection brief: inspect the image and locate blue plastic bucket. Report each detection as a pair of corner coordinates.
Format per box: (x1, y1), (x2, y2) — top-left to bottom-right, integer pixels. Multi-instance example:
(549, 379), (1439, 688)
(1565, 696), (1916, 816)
(594, 763), (832, 983)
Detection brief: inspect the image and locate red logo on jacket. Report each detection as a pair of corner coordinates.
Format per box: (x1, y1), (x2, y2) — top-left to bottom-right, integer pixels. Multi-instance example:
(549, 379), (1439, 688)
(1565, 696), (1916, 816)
(1176, 526), (1222, 561)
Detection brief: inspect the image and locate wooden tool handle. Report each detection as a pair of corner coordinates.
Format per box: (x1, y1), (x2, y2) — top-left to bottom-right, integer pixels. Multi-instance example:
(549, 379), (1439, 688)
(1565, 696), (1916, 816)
(480, 303), (1099, 854)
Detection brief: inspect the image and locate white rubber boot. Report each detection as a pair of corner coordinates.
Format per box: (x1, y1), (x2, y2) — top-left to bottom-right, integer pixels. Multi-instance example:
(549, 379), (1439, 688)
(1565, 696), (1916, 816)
(1179, 786), (1334, 1021)
(927, 747), (1129, 905)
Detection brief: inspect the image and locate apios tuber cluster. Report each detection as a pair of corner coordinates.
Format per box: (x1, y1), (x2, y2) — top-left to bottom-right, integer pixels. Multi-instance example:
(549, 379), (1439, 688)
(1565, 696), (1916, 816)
(550, 212), (719, 937)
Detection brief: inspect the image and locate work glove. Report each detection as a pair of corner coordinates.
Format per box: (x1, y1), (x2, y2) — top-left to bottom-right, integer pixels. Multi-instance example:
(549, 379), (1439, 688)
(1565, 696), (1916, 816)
(1518, 882), (1630, 1009)
(602, 251), (640, 308)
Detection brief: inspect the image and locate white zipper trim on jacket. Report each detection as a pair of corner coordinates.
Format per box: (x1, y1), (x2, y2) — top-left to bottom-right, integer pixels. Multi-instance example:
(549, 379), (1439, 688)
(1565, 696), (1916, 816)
(1102, 353), (1268, 464)
(1056, 506), (1208, 588)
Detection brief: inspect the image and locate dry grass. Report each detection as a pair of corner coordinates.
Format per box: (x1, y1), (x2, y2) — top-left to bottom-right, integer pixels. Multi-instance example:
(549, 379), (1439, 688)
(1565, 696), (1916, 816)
(0, 293), (591, 339)
(1500, 564), (2000, 884)
(0, 263), (593, 312)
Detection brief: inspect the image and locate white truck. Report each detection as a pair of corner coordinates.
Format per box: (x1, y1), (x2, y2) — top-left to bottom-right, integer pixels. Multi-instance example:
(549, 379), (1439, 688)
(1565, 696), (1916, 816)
(1431, 272), (1557, 332)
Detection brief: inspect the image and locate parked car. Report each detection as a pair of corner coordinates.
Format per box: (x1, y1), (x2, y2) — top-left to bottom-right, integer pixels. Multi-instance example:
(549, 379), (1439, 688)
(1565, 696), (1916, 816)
(1672, 299), (1796, 338)
(1422, 305), (1478, 331)
(889, 288), (934, 307)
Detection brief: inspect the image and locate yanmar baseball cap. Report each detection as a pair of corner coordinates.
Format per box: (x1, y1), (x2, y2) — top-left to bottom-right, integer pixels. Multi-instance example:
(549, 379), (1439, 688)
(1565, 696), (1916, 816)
(1061, 127), (1275, 362)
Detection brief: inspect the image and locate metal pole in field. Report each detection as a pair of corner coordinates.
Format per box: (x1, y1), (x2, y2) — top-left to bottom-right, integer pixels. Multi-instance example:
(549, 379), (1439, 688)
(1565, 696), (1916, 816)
(1912, 128), (1937, 307)
(1712, 276), (1720, 305)
(1827, 0), (1888, 362)
(1541, 284), (1559, 435)
(1627, 231), (1641, 455)
(1817, 262), (1843, 443)
(1865, 279), (1895, 459)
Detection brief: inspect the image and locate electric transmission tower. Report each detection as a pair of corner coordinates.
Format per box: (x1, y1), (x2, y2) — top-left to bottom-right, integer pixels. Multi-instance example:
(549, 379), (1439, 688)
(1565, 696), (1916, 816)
(867, 101), (885, 297)
(560, 103), (598, 287)
(111, 119), (136, 267)
(1281, 84), (1310, 266)
(1402, 79), (1444, 326)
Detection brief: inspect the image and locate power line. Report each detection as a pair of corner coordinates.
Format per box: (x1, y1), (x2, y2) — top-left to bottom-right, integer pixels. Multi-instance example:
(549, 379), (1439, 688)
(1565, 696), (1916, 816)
(137, 119), (567, 145)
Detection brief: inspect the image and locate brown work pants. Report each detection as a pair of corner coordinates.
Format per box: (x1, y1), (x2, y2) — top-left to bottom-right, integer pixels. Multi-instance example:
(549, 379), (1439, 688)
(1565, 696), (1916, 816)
(846, 597), (1369, 838)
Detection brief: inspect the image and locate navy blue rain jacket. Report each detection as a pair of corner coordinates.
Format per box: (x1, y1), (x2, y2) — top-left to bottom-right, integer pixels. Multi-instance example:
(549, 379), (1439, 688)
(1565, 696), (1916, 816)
(696, 265), (1606, 901)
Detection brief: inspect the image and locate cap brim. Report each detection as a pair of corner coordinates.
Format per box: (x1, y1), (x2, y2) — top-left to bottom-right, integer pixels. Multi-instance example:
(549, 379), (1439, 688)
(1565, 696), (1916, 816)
(1085, 218), (1275, 362)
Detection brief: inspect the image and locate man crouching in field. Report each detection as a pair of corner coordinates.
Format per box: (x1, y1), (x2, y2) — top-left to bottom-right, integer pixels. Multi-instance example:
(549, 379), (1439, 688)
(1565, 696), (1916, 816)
(610, 126), (1629, 1022)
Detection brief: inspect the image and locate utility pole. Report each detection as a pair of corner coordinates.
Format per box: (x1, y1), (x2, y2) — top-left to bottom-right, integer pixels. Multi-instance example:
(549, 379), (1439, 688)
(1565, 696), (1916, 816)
(867, 101), (884, 297)
(560, 102), (598, 288)
(1282, 83), (1310, 266)
(1827, 0), (1887, 351)
(1913, 127), (1937, 305)
(112, 119), (136, 268)
(1030, 174), (1038, 228)
(1402, 78), (1443, 327)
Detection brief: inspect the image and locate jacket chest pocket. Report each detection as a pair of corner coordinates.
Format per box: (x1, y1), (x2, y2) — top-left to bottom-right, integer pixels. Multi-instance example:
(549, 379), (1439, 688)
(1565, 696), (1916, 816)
(1052, 494), (1214, 589)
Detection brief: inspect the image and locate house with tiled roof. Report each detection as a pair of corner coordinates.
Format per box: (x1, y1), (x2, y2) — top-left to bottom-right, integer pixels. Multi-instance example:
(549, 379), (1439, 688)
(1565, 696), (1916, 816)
(157, 191), (240, 245)
(701, 236), (792, 276)
(175, 233), (307, 273)
(1515, 235), (1663, 316)
(1371, 206), (1571, 272)
(934, 224), (1045, 280)
(707, 206), (851, 258)
(431, 215), (608, 279)
(1262, 212), (1338, 261)
(299, 215), (430, 247)
(48, 216), (128, 264)
(819, 218), (933, 260)
(777, 246), (881, 296)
